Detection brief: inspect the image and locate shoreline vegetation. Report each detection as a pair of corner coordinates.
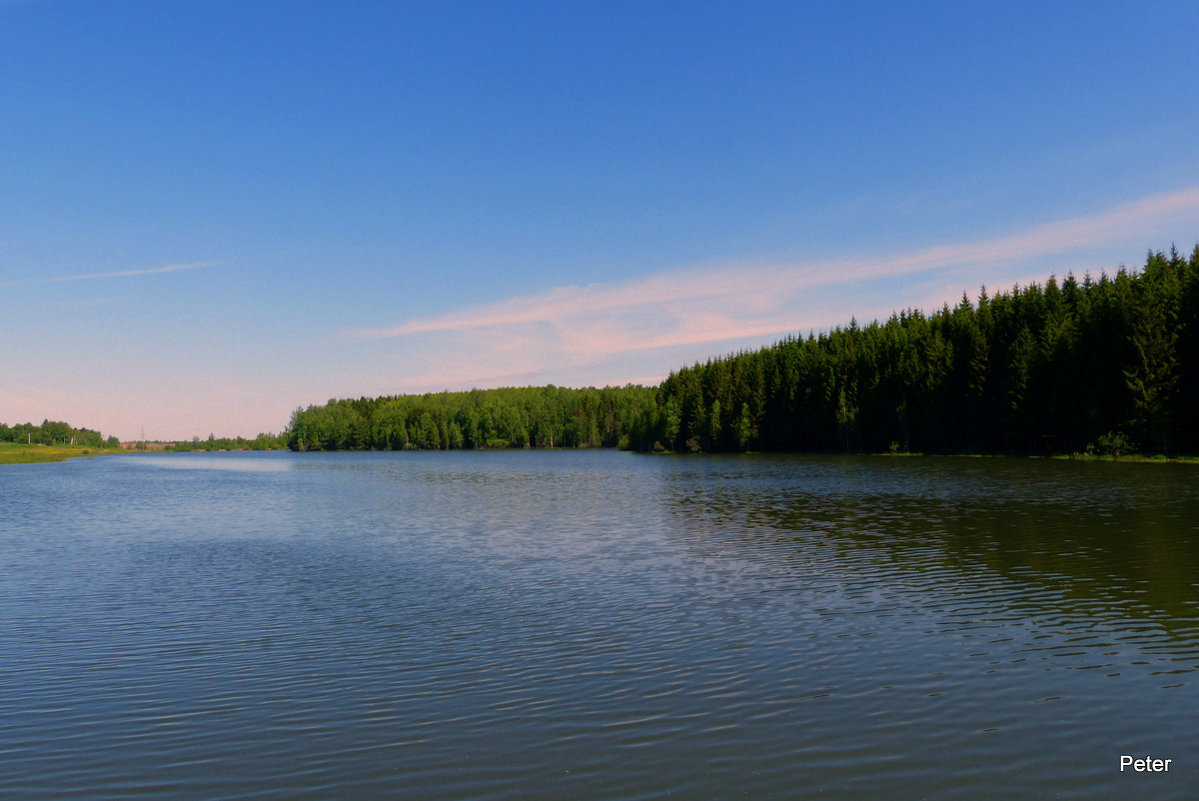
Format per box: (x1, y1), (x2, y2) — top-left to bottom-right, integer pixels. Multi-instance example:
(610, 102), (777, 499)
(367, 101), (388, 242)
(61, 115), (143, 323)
(287, 246), (1199, 460)
(0, 442), (117, 465)
(0, 422), (286, 466)
(4, 440), (1198, 467)
(0, 421), (122, 465)
(7, 246), (1199, 464)
(6, 422), (1198, 466)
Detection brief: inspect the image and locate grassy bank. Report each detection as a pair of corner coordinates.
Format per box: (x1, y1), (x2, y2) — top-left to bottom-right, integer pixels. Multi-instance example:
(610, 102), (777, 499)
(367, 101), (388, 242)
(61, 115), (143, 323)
(0, 442), (119, 465)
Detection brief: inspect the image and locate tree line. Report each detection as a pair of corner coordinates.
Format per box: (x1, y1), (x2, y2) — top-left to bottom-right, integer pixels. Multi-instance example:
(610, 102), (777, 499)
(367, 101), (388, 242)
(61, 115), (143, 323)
(631, 246), (1199, 456)
(288, 246), (1199, 457)
(286, 385), (658, 452)
(0, 419), (120, 448)
(167, 433), (287, 452)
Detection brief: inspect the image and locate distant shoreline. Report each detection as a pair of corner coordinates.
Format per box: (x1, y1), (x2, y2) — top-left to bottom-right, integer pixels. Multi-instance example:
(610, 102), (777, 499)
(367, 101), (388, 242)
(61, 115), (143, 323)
(5, 442), (1196, 467)
(0, 443), (118, 465)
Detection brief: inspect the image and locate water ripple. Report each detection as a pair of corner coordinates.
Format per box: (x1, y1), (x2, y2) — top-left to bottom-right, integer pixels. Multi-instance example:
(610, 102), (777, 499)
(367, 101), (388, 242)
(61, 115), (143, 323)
(1, 452), (1197, 798)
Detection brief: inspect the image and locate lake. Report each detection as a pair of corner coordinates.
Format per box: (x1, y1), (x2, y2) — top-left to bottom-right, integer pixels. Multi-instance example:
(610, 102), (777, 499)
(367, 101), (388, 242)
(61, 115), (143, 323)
(2, 450), (1196, 798)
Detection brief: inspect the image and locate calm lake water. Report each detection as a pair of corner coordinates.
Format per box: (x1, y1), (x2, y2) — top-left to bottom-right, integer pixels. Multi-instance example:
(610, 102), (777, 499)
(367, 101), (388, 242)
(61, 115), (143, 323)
(2, 450), (1196, 799)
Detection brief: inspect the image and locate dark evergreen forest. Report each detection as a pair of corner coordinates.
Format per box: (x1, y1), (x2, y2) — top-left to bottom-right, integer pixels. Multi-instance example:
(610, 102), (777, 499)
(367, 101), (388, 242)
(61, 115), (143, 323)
(289, 247), (1199, 457)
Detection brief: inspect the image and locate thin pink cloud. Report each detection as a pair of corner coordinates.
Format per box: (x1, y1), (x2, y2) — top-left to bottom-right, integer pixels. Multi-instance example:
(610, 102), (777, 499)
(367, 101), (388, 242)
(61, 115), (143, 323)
(348, 186), (1199, 393)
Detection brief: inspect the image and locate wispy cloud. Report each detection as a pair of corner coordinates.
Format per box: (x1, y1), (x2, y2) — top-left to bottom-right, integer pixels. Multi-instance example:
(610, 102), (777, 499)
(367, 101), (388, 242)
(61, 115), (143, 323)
(55, 297), (126, 309)
(347, 186), (1199, 392)
(0, 260), (217, 288)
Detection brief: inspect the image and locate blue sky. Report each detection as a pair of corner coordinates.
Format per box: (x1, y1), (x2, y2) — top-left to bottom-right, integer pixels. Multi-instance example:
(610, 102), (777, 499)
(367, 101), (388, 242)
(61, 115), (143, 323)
(3, 0), (1198, 440)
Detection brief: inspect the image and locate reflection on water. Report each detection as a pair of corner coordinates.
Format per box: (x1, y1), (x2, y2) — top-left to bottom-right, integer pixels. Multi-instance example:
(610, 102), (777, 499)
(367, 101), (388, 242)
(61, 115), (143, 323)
(661, 457), (1199, 686)
(1, 451), (1196, 799)
(128, 451), (297, 471)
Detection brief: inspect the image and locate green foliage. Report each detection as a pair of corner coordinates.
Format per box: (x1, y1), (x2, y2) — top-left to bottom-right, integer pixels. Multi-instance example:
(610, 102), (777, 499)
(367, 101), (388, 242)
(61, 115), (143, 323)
(286, 385), (659, 453)
(286, 246), (1199, 458)
(167, 432), (286, 452)
(631, 247), (1199, 456)
(0, 419), (115, 448)
(1087, 431), (1134, 458)
(0, 419), (124, 464)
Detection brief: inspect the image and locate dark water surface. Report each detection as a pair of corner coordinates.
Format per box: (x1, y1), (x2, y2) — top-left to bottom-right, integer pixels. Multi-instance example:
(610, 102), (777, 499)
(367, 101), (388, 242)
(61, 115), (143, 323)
(2, 451), (1196, 799)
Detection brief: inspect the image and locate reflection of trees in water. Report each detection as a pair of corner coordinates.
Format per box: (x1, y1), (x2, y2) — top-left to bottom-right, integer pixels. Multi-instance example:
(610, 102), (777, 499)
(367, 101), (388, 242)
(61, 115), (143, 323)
(656, 456), (1199, 660)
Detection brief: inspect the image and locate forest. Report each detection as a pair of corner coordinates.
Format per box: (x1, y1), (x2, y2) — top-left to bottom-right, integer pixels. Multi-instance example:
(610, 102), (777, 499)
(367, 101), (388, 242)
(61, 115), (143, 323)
(286, 385), (659, 452)
(290, 246), (1199, 457)
(0, 419), (119, 449)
